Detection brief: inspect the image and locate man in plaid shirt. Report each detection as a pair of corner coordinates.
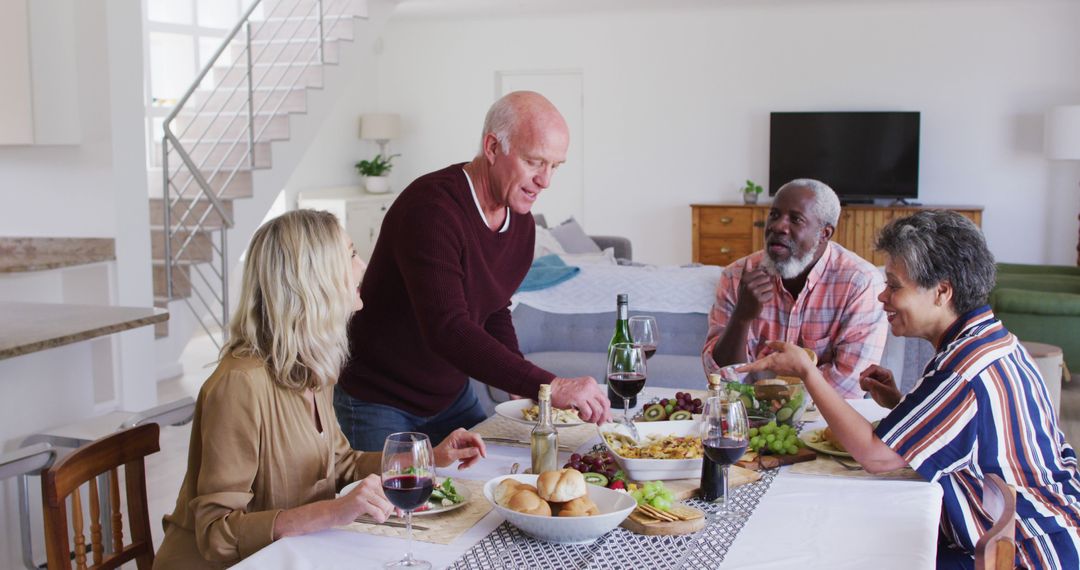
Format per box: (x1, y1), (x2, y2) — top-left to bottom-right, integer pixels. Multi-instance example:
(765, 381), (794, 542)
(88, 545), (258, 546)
(703, 179), (887, 397)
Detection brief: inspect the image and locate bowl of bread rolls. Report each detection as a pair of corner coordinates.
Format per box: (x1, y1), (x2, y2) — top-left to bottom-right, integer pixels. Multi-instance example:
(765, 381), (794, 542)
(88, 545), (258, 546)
(484, 468), (637, 544)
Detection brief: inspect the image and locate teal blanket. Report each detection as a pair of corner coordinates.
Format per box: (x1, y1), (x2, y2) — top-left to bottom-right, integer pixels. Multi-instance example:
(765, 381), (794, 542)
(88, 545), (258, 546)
(517, 255), (579, 292)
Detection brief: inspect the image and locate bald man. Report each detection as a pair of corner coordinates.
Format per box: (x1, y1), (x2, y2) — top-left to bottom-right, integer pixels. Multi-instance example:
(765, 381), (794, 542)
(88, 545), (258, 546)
(335, 92), (611, 450)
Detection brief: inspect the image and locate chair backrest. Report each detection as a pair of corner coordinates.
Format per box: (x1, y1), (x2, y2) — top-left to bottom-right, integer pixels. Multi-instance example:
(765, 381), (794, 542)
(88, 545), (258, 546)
(40, 424), (160, 570)
(975, 473), (1017, 570)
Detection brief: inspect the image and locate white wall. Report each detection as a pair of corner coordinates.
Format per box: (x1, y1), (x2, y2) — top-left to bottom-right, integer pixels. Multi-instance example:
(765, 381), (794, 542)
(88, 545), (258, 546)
(350, 0), (1080, 265)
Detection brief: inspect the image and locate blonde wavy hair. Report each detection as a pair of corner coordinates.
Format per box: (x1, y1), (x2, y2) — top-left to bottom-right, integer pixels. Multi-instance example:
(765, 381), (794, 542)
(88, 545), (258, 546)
(223, 209), (353, 391)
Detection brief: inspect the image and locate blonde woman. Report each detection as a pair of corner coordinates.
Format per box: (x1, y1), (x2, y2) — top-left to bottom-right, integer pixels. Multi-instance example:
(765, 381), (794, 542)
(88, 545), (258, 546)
(154, 210), (486, 569)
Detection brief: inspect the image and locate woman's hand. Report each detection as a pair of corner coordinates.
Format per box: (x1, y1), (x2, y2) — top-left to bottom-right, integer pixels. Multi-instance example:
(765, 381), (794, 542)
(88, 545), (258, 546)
(859, 365), (902, 409)
(337, 474), (394, 525)
(735, 341), (816, 380)
(434, 428), (487, 469)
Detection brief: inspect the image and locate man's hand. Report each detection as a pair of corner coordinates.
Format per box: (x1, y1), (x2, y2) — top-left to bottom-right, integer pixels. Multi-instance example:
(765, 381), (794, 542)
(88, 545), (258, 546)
(732, 267), (774, 322)
(549, 377), (611, 424)
(433, 428), (487, 469)
(859, 365), (902, 409)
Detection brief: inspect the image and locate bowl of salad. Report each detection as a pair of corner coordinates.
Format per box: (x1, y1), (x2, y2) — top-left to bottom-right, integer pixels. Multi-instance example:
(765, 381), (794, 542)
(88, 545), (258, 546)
(725, 377), (808, 426)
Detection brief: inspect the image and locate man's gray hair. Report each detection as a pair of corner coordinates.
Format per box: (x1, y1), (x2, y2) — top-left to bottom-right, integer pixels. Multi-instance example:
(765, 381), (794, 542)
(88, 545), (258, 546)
(776, 178), (841, 228)
(875, 210), (996, 315)
(479, 95), (519, 155)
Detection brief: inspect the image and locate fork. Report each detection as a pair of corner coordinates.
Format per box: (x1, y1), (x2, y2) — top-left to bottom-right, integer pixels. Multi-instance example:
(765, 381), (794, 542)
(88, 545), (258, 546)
(831, 456), (864, 471)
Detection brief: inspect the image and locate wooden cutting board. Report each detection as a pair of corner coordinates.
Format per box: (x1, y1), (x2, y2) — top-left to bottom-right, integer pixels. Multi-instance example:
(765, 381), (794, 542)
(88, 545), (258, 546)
(660, 465), (762, 499)
(736, 448), (817, 470)
(621, 504), (705, 535)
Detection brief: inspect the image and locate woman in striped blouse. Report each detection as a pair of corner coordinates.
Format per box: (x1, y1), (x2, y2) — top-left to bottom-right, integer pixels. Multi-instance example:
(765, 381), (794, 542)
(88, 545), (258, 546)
(742, 210), (1080, 569)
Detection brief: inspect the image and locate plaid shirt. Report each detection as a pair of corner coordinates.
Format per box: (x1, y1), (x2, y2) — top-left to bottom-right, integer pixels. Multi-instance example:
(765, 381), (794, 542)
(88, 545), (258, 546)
(703, 241), (887, 397)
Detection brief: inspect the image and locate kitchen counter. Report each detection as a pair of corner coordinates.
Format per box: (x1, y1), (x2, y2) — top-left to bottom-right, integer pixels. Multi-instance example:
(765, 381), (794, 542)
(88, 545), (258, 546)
(0, 301), (168, 359)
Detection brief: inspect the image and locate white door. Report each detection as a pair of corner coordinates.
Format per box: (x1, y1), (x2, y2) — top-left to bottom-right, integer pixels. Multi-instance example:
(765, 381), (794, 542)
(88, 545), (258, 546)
(496, 70), (585, 227)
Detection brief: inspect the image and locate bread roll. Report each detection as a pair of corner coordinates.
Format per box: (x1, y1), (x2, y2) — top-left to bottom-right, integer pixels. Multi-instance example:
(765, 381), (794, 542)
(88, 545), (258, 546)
(505, 488), (552, 516)
(494, 479), (532, 507)
(557, 496), (599, 517)
(536, 468), (587, 503)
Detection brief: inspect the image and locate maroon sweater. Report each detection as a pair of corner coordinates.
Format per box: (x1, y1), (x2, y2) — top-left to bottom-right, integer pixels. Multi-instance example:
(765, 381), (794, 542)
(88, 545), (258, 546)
(339, 164), (556, 416)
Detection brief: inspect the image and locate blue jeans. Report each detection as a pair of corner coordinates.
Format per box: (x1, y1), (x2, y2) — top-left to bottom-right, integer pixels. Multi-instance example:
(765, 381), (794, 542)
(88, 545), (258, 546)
(333, 382), (487, 451)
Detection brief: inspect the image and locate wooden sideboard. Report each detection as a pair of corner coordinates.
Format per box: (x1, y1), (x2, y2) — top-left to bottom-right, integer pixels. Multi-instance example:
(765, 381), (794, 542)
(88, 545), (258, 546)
(690, 203), (983, 267)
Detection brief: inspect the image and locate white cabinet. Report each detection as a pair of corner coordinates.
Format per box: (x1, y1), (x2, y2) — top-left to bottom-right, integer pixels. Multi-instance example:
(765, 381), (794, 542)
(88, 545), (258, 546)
(297, 187), (396, 261)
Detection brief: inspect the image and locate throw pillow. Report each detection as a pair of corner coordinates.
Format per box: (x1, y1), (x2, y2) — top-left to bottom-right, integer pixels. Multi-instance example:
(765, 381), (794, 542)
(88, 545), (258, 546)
(558, 247), (618, 266)
(549, 217), (602, 254)
(534, 225), (566, 259)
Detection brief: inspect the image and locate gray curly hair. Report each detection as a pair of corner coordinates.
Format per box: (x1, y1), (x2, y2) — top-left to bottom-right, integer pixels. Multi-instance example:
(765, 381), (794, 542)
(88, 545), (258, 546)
(776, 178), (841, 228)
(875, 210), (996, 315)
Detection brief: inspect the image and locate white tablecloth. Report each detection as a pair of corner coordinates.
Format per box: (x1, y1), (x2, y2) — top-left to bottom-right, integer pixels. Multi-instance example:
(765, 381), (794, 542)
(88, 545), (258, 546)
(235, 398), (942, 570)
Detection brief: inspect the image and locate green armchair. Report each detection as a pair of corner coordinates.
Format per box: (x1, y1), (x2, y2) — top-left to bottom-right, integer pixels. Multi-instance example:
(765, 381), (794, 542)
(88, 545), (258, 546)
(991, 263), (1080, 373)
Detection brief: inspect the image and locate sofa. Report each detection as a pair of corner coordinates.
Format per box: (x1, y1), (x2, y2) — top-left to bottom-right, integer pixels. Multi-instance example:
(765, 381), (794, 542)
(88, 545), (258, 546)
(471, 261), (936, 416)
(991, 263), (1080, 373)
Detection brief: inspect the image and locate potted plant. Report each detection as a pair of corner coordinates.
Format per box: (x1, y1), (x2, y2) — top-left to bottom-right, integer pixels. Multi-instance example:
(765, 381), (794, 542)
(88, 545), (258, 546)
(741, 179), (764, 204)
(355, 153), (400, 193)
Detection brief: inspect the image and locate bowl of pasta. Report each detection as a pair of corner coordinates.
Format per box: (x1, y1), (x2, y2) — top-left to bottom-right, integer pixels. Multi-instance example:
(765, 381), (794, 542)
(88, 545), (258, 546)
(597, 421), (704, 480)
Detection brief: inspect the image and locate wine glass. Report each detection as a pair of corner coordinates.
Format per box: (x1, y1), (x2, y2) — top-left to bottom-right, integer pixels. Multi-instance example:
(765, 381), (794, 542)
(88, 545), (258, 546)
(381, 432), (435, 570)
(701, 396), (749, 520)
(628, 316), (660, 360)
(607, 342), (647, 440)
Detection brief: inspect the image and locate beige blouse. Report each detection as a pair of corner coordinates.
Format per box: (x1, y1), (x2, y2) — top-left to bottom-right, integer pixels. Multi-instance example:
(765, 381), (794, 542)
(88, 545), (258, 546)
(153, 355), (381, 569)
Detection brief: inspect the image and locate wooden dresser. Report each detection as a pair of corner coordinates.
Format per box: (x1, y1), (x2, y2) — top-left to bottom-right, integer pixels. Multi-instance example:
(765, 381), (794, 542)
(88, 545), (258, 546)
(691, 203), (983, 267)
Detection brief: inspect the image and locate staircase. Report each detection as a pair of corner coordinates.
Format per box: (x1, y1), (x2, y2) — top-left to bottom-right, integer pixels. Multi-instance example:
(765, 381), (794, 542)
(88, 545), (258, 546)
(149, 0), (376, 360)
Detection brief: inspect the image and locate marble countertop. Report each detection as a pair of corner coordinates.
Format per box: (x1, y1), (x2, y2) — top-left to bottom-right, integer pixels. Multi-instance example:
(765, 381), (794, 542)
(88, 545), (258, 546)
(0, 237), (115, 273)
(0, 302), (168, 360)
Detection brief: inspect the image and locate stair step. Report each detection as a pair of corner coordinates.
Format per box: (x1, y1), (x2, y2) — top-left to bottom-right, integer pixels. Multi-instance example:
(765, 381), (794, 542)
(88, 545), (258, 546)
(168, 111), (292, 142)
(187, 85), (308, 114)
(213, 61), (325, 89)
(248, 14), (355, 40)
(148, 197), (235, 230)
(155, 140), (272, 169)
(152, 262), (191, 298)
(229, 37), (340, 67)
(254, 0), (365, 22)
(151, 228), (215, 263)
(149, 168), (253, 200)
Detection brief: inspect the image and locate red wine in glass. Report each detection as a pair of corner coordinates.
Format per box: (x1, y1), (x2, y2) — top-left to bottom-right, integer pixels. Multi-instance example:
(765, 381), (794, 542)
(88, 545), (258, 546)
(382, 475), (434, 511)
(640, 344), (658, 360)
(607, 371), (646, 399)
(703, 437), (749, 466)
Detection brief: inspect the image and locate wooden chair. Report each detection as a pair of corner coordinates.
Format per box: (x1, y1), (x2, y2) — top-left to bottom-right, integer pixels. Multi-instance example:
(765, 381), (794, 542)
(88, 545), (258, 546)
(40, 423), (160, 570)
(975, 473), (1018, 570)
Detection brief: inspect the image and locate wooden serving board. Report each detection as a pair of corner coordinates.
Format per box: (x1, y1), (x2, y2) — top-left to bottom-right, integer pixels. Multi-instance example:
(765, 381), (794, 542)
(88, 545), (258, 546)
(659, 465), (761, 499)
(736, 448), (817, 471)
(621, 504), (706, 536)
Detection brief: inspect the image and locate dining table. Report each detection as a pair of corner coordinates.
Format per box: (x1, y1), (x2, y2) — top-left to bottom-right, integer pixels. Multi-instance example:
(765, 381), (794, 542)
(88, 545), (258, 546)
(234, 390), (943, 569)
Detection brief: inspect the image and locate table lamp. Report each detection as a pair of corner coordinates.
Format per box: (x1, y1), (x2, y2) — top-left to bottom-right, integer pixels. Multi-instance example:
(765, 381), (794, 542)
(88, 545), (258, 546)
(1045, 104), (1080, 265)
(360, 113), (401, 157)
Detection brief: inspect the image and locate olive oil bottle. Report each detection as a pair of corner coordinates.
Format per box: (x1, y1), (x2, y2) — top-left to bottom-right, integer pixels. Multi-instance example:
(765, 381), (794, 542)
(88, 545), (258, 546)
(531, 384), (559, 474)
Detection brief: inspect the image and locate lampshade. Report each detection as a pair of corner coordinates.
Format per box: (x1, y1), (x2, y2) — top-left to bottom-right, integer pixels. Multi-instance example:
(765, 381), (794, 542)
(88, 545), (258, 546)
(1045, 105), (1080, 160)
(360, 113), (401, 141)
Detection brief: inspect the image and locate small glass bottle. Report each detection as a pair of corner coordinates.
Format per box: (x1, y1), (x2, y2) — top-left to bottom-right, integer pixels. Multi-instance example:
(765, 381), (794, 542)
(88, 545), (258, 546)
(531, 384), (559, 474)
(700, 369), (729, 501)
(607, 293), (636, 408)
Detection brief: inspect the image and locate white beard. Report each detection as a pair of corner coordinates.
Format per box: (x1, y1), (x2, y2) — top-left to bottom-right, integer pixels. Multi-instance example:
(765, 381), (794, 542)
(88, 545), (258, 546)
(762, 246), (819, 279)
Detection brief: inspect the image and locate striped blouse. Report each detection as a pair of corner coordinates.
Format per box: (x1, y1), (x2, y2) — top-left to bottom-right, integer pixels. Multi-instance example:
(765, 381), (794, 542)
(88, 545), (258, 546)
(876, 306), (1080, 569)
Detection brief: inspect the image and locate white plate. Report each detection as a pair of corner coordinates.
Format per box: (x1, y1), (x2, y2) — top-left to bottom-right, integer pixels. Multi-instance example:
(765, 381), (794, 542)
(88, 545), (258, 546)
(338, 478), (471, 516)
(598, 420), (703, 481)
(494, 399), (585, 427)
(483, 474), (636, 544)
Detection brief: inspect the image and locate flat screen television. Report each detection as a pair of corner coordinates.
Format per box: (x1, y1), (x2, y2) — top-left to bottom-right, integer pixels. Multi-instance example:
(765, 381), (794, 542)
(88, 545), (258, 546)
(769, 111), (920, 202)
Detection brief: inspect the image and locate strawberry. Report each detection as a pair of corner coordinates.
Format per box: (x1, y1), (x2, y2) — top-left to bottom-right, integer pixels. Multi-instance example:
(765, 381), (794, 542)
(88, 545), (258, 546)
(608, 480), (626, 490)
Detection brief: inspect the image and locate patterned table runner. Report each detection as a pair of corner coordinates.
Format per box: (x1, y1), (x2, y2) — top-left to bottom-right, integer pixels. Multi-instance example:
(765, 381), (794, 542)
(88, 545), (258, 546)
(337, 479), (492, 545)
(448, 469), (777, 569)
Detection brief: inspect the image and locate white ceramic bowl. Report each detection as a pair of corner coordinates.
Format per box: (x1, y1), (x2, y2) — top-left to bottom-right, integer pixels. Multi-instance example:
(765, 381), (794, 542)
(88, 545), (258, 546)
(483, 474), (636, 544)
(598, 420), (703, 481)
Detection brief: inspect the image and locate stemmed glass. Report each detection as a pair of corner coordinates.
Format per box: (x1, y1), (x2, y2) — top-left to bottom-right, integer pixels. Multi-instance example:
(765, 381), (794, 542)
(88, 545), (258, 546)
(628, 316), (660, 360)
(701, 396), (749, 520)
(381, 432), (435, 569)
(607, 342), (647, 440)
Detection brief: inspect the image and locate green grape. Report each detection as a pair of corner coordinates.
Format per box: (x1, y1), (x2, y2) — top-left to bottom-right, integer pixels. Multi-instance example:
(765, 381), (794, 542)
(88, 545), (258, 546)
(765, 434), (776, 443)
(749, 427), (759, 438)
(785, 445), (799, 455)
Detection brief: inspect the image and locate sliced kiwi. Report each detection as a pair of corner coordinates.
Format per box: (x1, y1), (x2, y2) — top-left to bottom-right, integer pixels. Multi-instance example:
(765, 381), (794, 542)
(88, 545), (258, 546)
(668, 410), (693, 421)
(643, 403), (667, 421)
(582, 472), (609, 487)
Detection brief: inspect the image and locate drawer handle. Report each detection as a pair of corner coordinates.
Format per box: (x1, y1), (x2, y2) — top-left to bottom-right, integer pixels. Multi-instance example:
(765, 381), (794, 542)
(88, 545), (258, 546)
(720, 247), (732, 254)
(719, 217), (733, 224)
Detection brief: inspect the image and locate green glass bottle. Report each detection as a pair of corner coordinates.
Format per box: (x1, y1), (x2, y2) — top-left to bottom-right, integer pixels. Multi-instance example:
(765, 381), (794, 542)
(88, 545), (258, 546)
(607, 293), (636, 407)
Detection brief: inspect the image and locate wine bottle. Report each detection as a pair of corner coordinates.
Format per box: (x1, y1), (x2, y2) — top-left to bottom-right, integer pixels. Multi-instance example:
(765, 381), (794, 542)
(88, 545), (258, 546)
(531, 384), (559, 474)
(700, 372), (725, 502)
(607, 293), (636, 408)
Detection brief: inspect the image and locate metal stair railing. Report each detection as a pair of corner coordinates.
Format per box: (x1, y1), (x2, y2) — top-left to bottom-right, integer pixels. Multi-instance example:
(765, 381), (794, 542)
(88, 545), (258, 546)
(161, 0), (344, 349)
